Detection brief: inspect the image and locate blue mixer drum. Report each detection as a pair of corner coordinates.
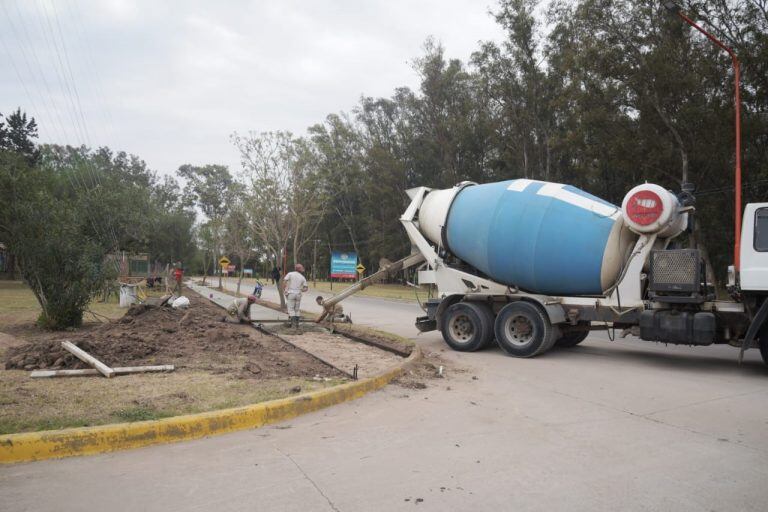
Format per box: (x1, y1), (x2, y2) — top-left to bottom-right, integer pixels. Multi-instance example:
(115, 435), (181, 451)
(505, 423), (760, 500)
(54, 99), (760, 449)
(419, 179), (635, 296)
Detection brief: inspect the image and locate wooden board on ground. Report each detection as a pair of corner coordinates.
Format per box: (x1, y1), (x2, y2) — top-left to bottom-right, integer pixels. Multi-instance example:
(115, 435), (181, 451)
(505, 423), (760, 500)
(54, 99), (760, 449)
(61, 341), (115, 378)
(30, 365), (175, 378)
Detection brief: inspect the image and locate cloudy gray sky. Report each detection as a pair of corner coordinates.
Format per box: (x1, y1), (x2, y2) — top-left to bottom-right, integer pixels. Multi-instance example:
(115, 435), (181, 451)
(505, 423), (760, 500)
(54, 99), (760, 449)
(0, 0), (505, 176)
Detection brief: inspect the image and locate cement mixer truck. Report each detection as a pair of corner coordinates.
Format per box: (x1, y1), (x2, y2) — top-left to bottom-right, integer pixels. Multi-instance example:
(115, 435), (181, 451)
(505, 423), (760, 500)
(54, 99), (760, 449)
(397, 179), (768, 364)
(320, 178), (768, 365)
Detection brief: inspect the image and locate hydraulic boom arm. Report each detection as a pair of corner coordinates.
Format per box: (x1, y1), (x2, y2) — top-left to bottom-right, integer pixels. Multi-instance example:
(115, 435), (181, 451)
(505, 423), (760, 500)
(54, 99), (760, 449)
(315, 252), (426, 322)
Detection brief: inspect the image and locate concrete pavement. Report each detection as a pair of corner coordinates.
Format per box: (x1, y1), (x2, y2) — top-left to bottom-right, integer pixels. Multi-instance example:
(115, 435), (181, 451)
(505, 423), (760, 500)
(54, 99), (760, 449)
(2, 280), (768, 511)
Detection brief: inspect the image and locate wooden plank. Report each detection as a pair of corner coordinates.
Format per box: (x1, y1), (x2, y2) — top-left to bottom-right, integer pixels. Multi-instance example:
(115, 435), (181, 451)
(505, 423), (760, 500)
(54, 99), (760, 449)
(30, 369), (100, 378)
(113, 365), (174, 374)
(61, 341), (115, 378)
(30, 365), (175, 379)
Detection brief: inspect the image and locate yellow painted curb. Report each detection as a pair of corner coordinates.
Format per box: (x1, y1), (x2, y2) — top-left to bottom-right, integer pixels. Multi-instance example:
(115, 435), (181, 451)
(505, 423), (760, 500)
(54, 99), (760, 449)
(0, 347), (421, 464)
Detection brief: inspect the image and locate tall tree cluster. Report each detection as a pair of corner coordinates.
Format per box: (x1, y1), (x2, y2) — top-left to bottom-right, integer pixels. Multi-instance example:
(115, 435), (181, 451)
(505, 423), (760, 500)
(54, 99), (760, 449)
(0, 109), (197, 328)
(3, 0), (767, 328)
(242, 0), (767, 282)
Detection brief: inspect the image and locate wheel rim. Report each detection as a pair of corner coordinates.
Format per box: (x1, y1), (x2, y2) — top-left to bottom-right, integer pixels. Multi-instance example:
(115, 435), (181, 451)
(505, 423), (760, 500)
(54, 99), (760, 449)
(448, 313), (474, 343)
(504, 314), (534, 347)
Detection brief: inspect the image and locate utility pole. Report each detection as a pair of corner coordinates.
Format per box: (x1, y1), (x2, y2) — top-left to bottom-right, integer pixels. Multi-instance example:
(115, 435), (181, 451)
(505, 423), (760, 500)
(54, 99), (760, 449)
(664, 2), (743, 270)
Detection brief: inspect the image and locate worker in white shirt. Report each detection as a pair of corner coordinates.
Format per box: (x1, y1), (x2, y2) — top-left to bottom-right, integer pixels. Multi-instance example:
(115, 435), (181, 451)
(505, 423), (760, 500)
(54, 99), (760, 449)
(283, 263), (309, 328)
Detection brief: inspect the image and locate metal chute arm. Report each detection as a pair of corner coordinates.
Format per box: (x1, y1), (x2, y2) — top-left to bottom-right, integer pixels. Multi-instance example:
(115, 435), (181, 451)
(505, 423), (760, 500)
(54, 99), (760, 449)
(316, 252), (426, 322)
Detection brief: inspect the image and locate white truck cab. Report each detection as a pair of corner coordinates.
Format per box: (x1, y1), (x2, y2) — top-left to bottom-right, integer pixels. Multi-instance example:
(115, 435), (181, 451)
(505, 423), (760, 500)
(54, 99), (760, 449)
(739, 203), (768, 291)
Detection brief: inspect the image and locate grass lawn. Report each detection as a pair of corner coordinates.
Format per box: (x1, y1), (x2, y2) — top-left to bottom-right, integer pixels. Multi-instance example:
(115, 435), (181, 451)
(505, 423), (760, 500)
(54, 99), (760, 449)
(0, 280), (126, 327)
(0, 370), (341, 435)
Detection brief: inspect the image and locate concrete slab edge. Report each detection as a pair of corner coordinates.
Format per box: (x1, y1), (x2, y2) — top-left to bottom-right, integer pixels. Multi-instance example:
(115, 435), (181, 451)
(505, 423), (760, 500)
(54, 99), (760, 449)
(0, 347), (421, 464)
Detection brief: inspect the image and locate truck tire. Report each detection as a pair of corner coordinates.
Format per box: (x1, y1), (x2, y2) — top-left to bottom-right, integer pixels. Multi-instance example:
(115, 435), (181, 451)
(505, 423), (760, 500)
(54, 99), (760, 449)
(555, 323), (590, 348)
(760, 336), (768, 366)
(474, 302), (497, 348)
(756, 324), (768, 366)
(494, 301), (556, 358)
(440, 301), (494, 352)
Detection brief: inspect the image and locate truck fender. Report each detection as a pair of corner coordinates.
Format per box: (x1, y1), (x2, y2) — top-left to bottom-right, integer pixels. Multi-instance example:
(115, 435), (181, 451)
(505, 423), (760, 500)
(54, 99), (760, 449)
(435, 295), (463, 325)
(518, 297), (567, 325)
(739, 299), (768, 363)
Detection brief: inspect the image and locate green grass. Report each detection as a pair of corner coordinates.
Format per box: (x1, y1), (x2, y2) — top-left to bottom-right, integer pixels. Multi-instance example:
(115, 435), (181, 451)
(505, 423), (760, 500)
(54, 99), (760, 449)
(0, 370), (344, 435)
(0, 281), (42, 318)
(0, 280), (162, 326)
(110, 406), (174, 423)
(0, 416), (94, 435)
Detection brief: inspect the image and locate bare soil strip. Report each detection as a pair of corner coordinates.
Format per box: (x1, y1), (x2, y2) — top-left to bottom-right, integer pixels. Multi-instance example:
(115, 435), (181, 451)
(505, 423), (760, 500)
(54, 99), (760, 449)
(270, 326), (403, 379)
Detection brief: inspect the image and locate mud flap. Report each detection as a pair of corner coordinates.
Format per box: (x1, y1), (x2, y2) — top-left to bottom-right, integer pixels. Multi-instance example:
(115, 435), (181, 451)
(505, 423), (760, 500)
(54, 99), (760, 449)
(739, 300), (768, 363)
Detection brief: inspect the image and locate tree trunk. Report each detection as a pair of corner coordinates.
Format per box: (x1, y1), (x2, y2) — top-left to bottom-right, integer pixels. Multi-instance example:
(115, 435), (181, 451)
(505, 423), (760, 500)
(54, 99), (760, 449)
(237, 264), (244, 295)
(274, 250), (286, 309)
(335, 205), (359, 255)
(293, 232), (300, 267)
(652, 98), (688, 185)
(8, 253), (16, 280)
(202, 253), (209, 286)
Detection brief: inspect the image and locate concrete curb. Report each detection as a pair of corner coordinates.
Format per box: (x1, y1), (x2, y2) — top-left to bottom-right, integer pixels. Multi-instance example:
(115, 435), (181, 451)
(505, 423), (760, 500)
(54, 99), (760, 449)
(0, 347), (421, 464)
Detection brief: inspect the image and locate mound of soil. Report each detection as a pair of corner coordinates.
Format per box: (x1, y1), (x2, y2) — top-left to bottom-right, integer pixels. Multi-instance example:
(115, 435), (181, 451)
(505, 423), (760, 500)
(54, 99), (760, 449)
(4, 292), (344, 380)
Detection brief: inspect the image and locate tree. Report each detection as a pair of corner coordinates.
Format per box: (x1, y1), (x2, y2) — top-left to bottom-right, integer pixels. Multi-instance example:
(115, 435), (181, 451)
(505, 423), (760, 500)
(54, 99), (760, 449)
(223, 193), (257, 295)
(195, 222), (217, 285)
(0, 108), (39, 164)
(309, 115), (366, 254)
(146, 175), (197, 268)
(0, 146), (115, 328)
(178, 164), (234, 289)
(232, 131), (324, 308)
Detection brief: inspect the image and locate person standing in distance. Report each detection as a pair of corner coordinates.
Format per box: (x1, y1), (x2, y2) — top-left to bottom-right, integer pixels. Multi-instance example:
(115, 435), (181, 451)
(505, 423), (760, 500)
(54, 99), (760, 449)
(283, 263), (308, 329)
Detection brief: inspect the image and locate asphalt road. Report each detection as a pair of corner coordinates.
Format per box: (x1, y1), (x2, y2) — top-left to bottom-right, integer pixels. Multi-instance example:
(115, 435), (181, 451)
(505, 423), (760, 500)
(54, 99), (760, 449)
(2, 282), (768, 511)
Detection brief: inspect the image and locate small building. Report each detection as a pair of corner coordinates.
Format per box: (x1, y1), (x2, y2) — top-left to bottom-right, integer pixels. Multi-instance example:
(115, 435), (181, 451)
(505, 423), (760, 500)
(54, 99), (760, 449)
(106, 252), (151, 278)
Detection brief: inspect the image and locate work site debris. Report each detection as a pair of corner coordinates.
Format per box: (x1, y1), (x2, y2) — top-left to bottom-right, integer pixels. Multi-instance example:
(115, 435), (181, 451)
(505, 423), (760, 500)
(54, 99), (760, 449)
(4, 293), (345, 381)
(171, 296), (190, 309)
(30, 365), (175, 378)
(62, 341), (115, 378)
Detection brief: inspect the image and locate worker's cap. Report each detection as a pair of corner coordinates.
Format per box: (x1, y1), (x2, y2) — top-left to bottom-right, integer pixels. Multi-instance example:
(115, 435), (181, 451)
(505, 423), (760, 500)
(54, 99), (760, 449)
(247, 295), (257, 302)
(295, 263), (305, 272)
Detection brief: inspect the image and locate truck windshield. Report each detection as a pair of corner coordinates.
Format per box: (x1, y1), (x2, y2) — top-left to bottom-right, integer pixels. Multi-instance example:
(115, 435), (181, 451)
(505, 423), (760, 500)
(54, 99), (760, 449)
(755, 208), (768, 252)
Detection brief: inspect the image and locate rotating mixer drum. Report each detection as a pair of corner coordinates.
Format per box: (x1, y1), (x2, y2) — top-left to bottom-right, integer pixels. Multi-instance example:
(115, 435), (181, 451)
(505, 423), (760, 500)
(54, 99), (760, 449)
(418, 179), (637, 296)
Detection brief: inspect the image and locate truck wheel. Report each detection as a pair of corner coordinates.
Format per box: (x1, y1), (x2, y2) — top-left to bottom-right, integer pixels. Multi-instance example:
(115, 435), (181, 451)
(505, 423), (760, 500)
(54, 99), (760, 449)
(440, 302), (494, 352)
(760, 337), (768, 366)
(756, 324), (768, 366)
(494, 302), (556, 358)
(474, 302), (497, 348)
(555, 324), (590, 348)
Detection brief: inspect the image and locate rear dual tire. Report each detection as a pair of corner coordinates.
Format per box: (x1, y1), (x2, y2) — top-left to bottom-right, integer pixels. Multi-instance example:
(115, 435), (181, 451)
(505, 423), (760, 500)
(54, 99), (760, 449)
(494, 302), (557, 358)
(440, 301), (495, 352)
(555, 324), (590, 348)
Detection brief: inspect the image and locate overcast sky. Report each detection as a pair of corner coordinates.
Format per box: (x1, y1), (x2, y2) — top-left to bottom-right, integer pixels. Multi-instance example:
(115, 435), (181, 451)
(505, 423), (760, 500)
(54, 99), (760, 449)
(0, 0), (506, 176)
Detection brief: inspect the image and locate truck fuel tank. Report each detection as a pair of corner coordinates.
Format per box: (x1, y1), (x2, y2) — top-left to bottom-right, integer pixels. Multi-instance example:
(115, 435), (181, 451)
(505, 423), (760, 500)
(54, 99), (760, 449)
(639, 310), (716, 345)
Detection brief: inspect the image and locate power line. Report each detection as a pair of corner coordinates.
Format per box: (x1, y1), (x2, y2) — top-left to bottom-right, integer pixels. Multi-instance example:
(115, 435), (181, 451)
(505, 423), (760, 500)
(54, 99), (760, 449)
(46, 0), (92, 144)
(32, 0), (88, 144)
(64, 0), (119, 144)
(2, 1), (72, 144)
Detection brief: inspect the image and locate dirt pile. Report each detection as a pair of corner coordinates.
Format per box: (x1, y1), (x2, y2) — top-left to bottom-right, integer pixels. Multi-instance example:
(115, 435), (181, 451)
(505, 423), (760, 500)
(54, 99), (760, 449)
(4, 293), (344, 380)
